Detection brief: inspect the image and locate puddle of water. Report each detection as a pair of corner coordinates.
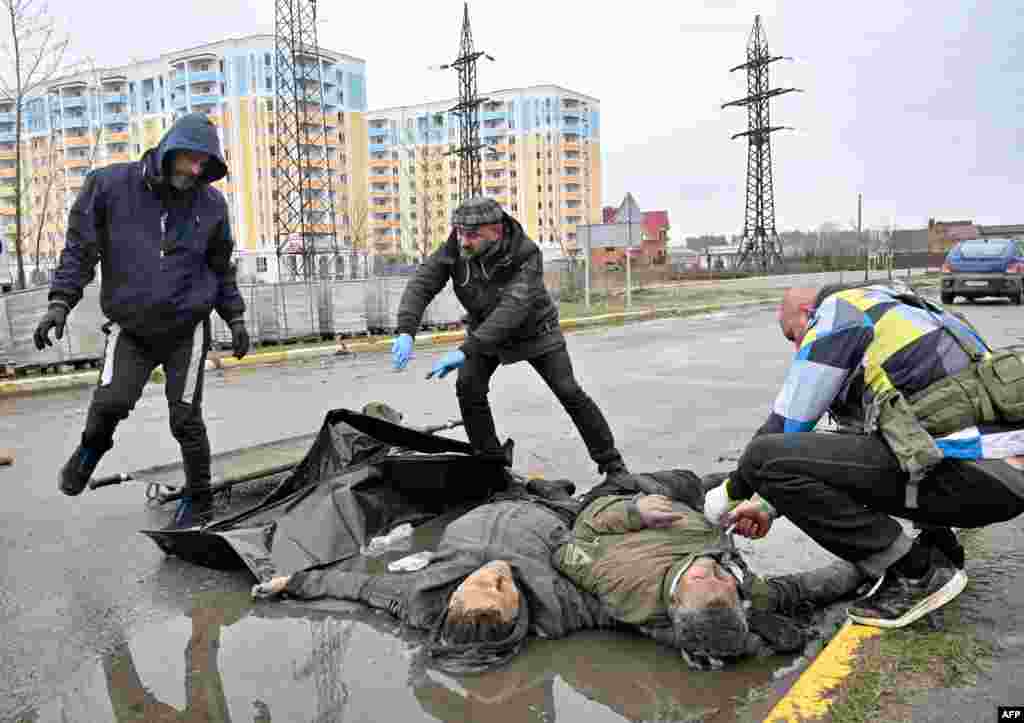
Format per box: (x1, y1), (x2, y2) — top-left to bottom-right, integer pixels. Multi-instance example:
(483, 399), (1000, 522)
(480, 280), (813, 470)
(21, 581), (802, 723)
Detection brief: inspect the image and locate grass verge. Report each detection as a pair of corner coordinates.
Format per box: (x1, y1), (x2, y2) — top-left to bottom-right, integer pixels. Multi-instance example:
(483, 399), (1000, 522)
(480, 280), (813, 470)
(827, 528), (992, 723)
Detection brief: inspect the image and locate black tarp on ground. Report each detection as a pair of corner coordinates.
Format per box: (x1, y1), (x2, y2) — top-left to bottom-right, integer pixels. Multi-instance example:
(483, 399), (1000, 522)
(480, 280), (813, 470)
(141, 408), (512, 581)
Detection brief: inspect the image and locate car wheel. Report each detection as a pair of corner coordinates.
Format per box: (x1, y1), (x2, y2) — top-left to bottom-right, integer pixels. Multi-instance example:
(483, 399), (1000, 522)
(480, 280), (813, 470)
(941, 292), (954, 305)
(1011, 289), (1023, 306)
(966, 296), (977, 304)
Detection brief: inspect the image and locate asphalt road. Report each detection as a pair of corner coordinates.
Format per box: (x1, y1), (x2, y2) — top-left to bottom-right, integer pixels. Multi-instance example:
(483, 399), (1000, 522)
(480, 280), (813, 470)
(1, 293), (1020, 723)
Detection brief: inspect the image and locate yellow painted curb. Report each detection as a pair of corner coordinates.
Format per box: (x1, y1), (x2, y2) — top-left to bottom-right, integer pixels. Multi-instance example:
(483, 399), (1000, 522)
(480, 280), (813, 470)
(763, 622), (881, 722)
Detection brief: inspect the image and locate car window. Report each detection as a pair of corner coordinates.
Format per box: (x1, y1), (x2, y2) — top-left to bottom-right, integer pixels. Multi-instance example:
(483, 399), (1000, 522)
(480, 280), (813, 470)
(958, 240), (1012, 257)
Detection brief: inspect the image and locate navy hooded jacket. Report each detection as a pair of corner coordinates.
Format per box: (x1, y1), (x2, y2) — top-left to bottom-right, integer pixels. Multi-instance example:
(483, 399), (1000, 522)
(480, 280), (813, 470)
(49, 112), (245, 339)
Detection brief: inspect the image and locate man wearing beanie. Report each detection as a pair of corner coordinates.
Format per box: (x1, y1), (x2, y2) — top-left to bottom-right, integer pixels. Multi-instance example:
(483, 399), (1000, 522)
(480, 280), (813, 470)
(391, 197), (628, 481)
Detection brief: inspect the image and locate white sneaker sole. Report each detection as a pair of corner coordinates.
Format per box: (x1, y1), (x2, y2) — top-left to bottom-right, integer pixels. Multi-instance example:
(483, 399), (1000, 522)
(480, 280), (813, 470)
(848, 569), (969, 629)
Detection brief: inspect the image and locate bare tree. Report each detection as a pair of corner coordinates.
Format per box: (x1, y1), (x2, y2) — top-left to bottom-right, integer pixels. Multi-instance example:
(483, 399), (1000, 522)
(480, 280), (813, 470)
(24, 128), (58, 279)
(349, 196), (368, 255)
(24, 60), (103, 283)
(0, 0), (70, 289)
(416, 147), (434, 262)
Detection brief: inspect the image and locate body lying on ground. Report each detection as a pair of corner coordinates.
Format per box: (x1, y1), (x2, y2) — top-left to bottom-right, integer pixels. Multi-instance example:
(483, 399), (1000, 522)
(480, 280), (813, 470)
(253, 469), (865, 671)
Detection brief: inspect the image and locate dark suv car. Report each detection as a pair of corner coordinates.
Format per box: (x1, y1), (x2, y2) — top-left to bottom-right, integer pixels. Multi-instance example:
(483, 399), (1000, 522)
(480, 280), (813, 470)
(941, 238), (1024, 305)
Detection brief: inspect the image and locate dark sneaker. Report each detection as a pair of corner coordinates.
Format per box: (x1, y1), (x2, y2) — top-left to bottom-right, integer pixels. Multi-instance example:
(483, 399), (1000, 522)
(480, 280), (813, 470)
(848, 551), (968, 629)
(166, 490), (213, 530)
(58, 446), (103, 496)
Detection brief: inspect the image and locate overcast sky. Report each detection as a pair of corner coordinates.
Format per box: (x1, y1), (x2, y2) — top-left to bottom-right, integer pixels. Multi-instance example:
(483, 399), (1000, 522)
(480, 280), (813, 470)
(40, 0), (1024, 238)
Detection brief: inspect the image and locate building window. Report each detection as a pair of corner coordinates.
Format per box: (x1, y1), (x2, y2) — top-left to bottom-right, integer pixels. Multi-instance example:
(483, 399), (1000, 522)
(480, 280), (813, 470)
(256, 257), (268, 273)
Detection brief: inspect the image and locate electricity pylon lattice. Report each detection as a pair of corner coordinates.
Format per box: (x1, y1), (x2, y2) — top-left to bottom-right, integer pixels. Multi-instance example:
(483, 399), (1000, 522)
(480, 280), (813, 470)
(274, 0), (337, 280)
(438, 2), (493, 203)
(722, 15), (801, 272)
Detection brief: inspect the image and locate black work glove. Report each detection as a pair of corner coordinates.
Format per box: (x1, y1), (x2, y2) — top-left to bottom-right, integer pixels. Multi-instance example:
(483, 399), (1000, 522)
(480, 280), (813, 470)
(33, 304), (68, 350)
(229, 320), (250, 359)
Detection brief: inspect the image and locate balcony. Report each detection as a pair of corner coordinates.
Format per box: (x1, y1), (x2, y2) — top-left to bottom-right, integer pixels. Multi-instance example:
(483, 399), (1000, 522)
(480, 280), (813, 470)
(62, 96), (86, 109)
(103, 113), (129, 125)
(0, 182), (14, 195)
(301, 158), (338, 170)
(481, 110), (506, 122)
(0, 205), (15, 216)
(65, 134), (92, 147)
(368, 142), (389, 153)
(0, 112), (14, 123)
(368, 126), (388, 138)
(63, 117), (89, 129)
(189, 70), (222, 84)
(66, 158), (92, 169)
(190, 93), (221, 106)
(368, 158), (398, 169)
(0, 131), (13, 143)
(106, 131), (130, 143)
(484, 143), (509, 155)
(103, 94), (128, 105)
(106, 152), (131, 163)
(0, 148), (14, 160)
(173, 72), (187, 87)
(561, 141), (580, 152)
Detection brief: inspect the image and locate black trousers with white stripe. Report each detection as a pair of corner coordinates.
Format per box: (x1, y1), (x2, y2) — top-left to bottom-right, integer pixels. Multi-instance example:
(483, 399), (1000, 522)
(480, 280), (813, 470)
(82, 318), (212, 491)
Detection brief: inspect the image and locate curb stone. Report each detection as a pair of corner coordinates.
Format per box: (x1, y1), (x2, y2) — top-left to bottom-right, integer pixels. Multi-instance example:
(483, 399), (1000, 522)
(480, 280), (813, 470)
(763, 622), (881, 722)
(0, 297), (778, 398)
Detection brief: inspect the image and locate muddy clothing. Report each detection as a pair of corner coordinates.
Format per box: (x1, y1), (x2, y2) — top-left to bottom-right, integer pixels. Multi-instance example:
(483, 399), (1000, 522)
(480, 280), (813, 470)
(50, 113), (244, 340)
(284, 496), (615, 639)
(555, 484), (865, 648)
(396, 212), (562, 363)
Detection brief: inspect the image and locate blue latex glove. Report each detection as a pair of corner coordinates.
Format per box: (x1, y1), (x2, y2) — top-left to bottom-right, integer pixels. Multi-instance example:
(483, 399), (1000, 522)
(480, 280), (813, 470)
(392, 333), (414, 370)
(426, 350), (465, 380)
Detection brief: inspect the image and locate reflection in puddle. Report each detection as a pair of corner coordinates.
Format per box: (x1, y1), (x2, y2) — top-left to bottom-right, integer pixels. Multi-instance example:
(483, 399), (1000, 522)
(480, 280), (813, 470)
(26, 586), (793, 723)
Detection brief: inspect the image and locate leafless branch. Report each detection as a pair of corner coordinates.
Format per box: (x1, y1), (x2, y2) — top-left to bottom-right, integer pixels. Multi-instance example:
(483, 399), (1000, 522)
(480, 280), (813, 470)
(0, 0), (75, 288)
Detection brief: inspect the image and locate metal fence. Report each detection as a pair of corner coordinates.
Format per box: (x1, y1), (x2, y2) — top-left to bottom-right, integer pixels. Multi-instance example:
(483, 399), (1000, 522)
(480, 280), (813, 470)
(0, 278), (465, 370)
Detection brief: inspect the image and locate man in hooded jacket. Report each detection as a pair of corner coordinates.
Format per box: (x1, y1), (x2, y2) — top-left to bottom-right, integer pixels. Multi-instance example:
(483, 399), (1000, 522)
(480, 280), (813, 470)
(391, 197), (628, 480)
(34, 112), (249, 528)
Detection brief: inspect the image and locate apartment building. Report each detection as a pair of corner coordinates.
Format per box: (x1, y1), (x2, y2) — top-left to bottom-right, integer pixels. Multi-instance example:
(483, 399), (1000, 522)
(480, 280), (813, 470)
(0, 34), (368, 284)
(365, 84), (601, 261)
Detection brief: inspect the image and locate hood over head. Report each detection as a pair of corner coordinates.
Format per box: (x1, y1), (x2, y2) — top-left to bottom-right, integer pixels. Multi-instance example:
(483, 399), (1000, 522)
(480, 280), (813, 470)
(149, 112), (228, 186)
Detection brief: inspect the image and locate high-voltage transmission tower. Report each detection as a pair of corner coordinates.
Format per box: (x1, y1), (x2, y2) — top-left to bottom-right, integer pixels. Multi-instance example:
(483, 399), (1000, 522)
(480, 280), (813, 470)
(722, 15), (801, 272)
(274, 0), (337, 280)
(437, 2), (494, 203)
